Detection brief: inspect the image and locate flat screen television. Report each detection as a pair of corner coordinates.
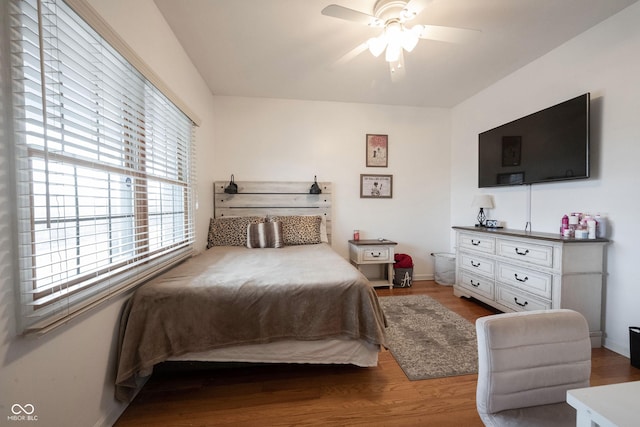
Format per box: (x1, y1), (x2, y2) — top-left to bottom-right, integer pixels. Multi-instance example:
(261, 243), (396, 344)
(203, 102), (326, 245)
(478, 93), (590, 188)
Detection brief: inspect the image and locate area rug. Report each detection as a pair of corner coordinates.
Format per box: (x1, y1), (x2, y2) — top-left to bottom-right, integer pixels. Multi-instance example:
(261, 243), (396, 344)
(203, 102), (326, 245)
(378, 294), (478, 381)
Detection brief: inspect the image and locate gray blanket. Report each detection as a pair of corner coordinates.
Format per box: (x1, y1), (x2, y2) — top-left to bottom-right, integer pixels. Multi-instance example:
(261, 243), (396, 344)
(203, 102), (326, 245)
(115, 243), (387, 401)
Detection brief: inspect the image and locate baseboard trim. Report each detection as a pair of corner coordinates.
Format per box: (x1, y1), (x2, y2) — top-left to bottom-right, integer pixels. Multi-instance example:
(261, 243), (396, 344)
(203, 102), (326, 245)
(413, 273), (434, 281)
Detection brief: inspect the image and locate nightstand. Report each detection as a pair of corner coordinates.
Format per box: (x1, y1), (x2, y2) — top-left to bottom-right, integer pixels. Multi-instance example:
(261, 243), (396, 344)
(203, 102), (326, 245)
(348, 239), (397, 289)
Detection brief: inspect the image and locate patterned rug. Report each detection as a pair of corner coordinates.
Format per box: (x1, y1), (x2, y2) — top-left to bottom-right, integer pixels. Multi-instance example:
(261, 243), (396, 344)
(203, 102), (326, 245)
(378, 294), (478, 381)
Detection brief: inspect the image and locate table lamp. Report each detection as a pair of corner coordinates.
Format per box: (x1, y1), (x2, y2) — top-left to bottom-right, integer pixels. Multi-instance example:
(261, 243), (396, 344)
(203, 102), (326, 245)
(472, 195), (494, 227)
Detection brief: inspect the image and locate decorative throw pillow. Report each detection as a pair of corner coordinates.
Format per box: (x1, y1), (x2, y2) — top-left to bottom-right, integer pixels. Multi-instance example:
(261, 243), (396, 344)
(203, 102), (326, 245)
(247, 221), (284, 248)
(206, 216), (264, 248)
(269, 215), (322, 245)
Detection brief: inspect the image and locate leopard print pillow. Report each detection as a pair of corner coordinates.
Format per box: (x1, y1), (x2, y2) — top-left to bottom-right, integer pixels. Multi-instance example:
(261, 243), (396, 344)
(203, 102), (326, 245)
(269, 215), (322, 245)
(207, 216), (265, 248)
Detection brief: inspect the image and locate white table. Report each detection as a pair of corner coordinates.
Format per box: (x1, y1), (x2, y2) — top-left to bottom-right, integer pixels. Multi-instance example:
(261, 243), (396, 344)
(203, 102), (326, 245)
(348, 239), (397, 289)
(567, 381), (640, 427)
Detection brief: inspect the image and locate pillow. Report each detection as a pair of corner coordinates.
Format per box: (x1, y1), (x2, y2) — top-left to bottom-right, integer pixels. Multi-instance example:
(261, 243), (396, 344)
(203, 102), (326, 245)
(247, 221), (284, 248)
(206, 216), (265, 248)
(296, 215), (329, 242)
(269, 215), (322, 245)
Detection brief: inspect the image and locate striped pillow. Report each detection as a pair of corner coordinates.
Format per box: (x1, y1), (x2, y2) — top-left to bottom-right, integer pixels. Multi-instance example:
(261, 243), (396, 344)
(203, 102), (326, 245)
(247, 221), (284, 248)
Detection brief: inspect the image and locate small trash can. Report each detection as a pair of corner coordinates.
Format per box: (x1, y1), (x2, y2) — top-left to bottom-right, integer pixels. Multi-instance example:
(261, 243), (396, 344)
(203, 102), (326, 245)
(431, 252), (456, 286)
(394, 268), (413, 287)
(393, 254), (413, 288)
(630, 326), (640, 368)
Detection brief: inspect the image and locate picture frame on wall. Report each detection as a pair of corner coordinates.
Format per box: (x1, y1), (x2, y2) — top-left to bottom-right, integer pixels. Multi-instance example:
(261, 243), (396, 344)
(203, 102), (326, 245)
(366, 134), (388, 167)
(360, 174), (392, 198)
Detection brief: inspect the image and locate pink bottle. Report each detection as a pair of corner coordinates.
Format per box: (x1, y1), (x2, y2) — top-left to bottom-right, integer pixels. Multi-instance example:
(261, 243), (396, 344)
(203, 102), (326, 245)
(561, 214), (569, 234)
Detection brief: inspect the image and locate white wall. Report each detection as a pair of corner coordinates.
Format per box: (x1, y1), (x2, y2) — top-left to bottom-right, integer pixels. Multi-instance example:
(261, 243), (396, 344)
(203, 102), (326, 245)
(451, 2), (640, 356)
(211, 96), (453, 277)
(0, 0), (216, 426)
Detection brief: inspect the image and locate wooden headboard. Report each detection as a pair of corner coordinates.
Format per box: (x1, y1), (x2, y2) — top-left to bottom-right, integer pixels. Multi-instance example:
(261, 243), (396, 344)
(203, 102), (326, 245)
(213, 181), (332, 242)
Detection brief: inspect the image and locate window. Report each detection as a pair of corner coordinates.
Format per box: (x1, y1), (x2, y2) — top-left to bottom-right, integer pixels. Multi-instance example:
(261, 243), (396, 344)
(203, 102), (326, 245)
(8, 0), (196, 333)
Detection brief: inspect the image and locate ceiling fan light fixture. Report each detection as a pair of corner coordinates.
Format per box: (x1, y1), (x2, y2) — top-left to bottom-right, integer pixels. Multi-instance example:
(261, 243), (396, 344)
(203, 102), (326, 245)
(401, 26), (420, 52)
(367, 35), (387, 57)
(385, 40), (401, 62)
(383, 21), (403, 62)
(385, 20), (402, 40)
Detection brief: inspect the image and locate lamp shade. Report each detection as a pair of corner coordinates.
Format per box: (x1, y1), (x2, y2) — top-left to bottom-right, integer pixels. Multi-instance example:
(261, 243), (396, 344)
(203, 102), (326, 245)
(472, 195), (494, 209)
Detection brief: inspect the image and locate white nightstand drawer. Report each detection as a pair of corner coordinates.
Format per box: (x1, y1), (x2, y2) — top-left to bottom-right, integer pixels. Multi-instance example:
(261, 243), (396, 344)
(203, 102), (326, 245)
(348, 240), (397, 289)
(496, 284), (551, 312)
(363, 248), (390, 262)
(497, 238), (553, 267)
(460, 253), (495, 277)
(496, 263), (553, 298)
(459, 233), (495, 255)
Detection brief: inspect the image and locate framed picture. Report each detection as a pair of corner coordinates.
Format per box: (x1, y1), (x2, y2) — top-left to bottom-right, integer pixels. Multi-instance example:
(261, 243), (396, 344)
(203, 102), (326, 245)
(360, 174), (392, 198)
(366, 134), (388, 167)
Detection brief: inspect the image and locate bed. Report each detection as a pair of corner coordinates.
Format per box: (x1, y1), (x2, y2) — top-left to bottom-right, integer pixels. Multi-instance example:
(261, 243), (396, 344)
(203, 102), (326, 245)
(115, 181), (388, 402)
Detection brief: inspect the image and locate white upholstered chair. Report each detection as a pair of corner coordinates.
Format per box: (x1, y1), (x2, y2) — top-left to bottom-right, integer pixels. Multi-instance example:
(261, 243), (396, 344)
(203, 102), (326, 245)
(475, 309), (592, 427)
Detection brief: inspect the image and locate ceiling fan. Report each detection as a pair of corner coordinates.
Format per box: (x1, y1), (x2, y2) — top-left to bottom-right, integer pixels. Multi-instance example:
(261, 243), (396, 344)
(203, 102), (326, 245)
(321, 0), (479, 80)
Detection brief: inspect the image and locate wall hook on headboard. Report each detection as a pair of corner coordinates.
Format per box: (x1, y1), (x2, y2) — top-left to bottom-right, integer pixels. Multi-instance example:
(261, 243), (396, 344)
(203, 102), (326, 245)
(309, 175), (322, 194)
(224, 174), (238, 194)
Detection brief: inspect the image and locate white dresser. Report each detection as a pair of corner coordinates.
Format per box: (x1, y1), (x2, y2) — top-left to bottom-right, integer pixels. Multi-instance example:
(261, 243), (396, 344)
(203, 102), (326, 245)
(453, 226), (608, 347)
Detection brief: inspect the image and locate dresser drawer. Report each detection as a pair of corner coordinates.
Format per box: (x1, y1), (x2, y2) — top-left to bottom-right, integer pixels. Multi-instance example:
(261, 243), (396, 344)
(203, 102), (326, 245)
(460, 253), (495, 277)
(497, 238), (553, 267)
(496, 263), (553, 299)
(459, 233), (495, 255)
(362, 247), (391, 262)
(496, 284), (551, 312)
(459, 271), (494, 300)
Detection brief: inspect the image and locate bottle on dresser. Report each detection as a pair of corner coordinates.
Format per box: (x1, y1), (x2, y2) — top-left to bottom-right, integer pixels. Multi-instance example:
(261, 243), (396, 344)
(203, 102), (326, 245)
(595, 214), (608, 238)
(561, 214), (569, 235)
(587, 218), (597, 239)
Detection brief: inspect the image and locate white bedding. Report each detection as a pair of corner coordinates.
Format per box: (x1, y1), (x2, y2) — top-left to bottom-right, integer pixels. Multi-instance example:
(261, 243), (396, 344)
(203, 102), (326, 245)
(168, 336), (380, 367)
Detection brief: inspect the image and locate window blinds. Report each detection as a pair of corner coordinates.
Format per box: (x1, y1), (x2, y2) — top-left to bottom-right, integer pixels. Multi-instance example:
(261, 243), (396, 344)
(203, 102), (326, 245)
(8, 0), (196, 334)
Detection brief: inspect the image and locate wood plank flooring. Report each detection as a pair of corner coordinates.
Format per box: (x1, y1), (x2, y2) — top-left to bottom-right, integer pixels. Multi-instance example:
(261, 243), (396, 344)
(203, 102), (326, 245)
(114, 281), (640, 426)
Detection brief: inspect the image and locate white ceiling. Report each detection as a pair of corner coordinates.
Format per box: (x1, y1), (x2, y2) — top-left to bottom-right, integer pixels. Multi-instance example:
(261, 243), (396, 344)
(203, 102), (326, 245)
(154, 0), (637, 108)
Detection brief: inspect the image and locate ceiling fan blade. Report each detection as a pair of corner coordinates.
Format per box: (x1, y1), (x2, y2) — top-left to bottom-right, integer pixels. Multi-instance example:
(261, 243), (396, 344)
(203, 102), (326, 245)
(321, 4), (379, 26)
(418, 25), (480, 44)
(404, 0), (434, 19)
(333, 43), (369, 67)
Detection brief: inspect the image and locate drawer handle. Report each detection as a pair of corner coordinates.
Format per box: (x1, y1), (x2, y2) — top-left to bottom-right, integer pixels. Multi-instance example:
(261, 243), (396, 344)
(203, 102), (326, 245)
(470, 261), (481, 268)
(514, 297), (528, 307)
(514, 273), (529, 282)
(514, 248), (530, 256)
(470, 280), (480, 288)
(371, 252), (381, 257)
(471, 240), (481, 246)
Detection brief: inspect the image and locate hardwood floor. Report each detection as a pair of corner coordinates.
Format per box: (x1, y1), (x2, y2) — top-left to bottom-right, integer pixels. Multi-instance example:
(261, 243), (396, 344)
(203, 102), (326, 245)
(114, 281), (640, 426)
